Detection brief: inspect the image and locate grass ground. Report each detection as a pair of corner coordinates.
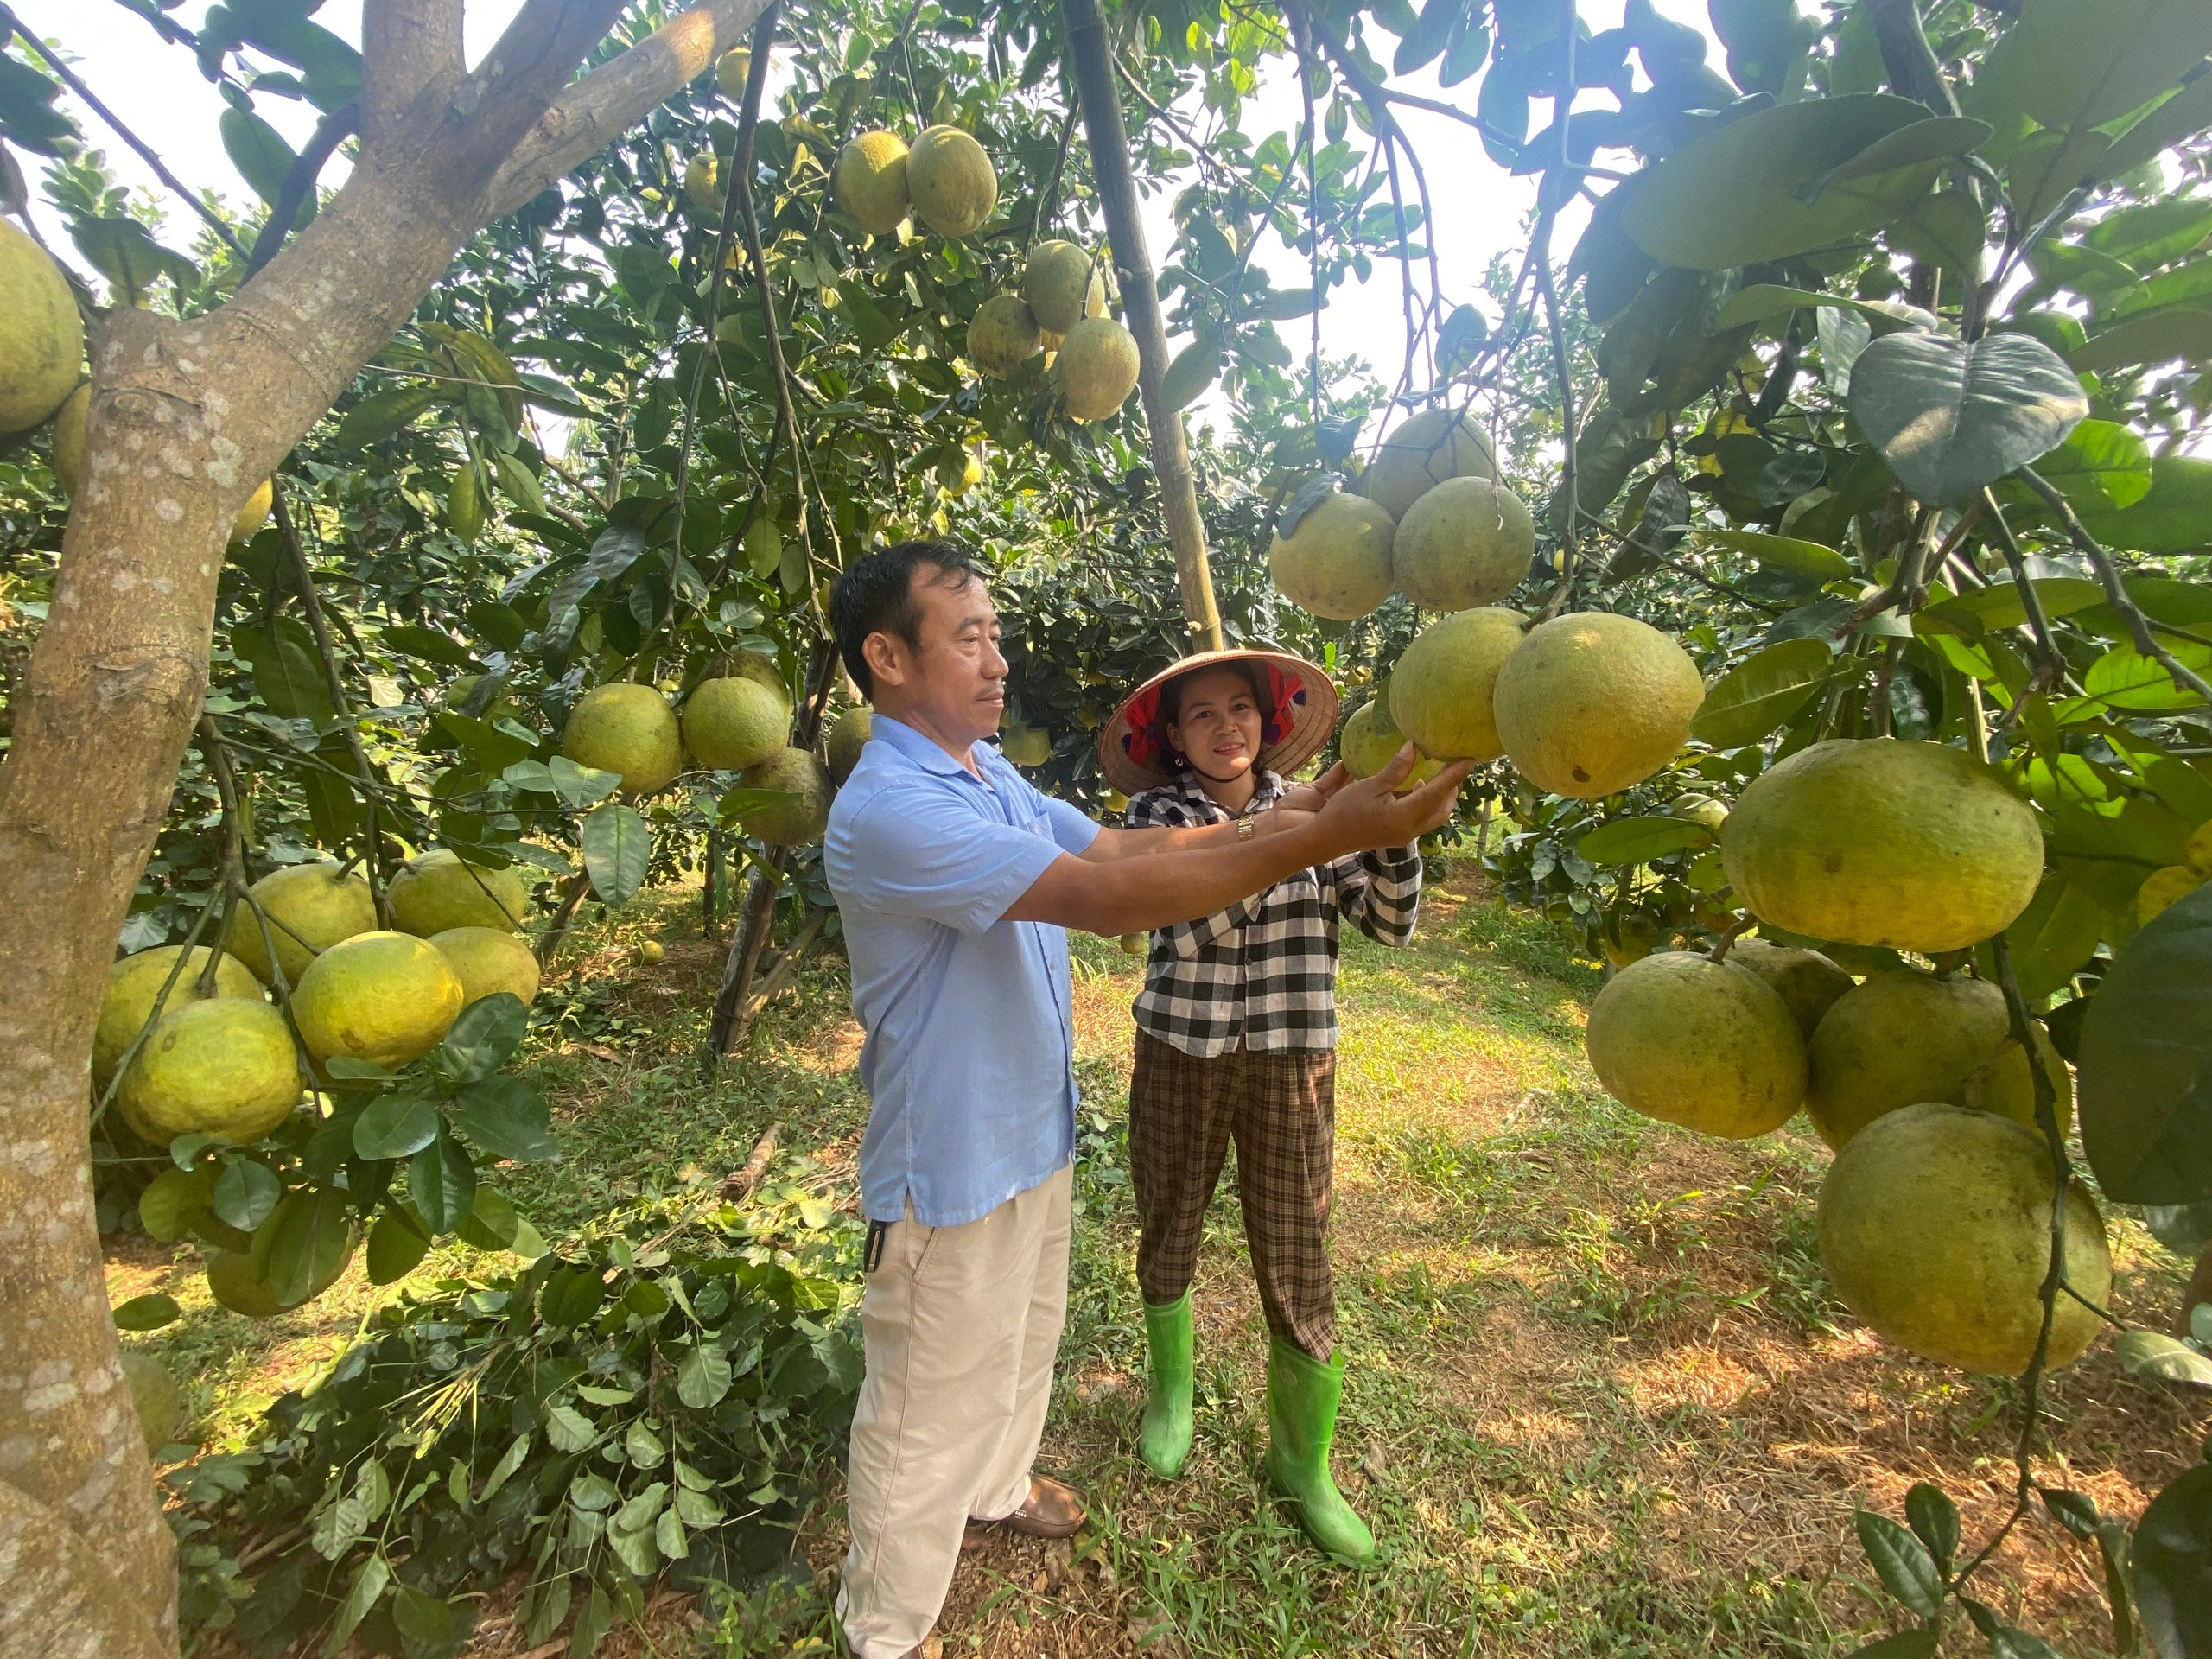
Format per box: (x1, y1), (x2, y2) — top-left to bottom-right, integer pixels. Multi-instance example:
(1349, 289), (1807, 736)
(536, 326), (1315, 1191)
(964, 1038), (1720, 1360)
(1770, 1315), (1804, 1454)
(106, 868), (2209, 1658)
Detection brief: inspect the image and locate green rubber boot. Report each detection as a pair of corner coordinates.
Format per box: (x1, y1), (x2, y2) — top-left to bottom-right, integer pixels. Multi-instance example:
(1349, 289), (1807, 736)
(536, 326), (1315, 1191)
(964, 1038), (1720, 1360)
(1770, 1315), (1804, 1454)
(1136, 1292), (1194, 1479)
(1262, 1338), (1376, 1565)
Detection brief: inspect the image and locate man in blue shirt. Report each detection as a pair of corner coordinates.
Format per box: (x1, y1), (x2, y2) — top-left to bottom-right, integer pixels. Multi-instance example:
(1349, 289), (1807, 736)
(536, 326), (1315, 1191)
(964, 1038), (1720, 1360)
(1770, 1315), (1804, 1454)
(823, 543), (1468, 1658)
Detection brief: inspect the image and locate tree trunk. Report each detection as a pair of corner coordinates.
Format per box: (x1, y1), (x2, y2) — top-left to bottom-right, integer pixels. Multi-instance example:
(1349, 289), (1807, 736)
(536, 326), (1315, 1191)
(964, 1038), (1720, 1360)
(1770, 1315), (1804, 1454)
(0, 4), (767, 1645)
(1056, 0), (1224, 655)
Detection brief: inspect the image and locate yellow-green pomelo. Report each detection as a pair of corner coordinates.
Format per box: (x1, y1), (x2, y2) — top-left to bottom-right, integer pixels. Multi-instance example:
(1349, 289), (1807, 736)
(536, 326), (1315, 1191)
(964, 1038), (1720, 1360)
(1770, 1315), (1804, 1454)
(1338, 697), (1443, 792)
(429, 926), (542, 1007)
(230, 478), (274, 543)
(969, 294), (1044, 378)
(222, 861), (378, 987)
(1671, 792), (1730, 832)
(1024, 241), (1096, 335)
(683, 675), (787, 771)
(562, 682), (683, 795)
(95, 945), (264, 1087)
(2139, 863), (2203, 923)
(827, 707), (873, 785)
(2187, 818), (2212, 877)
(835, 130), (911, 234)
(292, 931), (465, 1069)
(1492, 613), (1703, 798)
(1269, 492), (1395, 620)
(1721, 739), (2044, 954)
(1058, 316), (1140, 422)
(683, 153), (721, 216)
(715, 45), (752, 98)
(709, 649), (791, 714)
(205, 1239), (352, 1319)
(1000, 720), (1052, 767)
(119, 1351), (188, 1451)
(634, 940), (666, 965)
(388, 848), (530, 936)
(1358, 408), (1498, 520)
(1393, 477), (1535, 612)
(1805, 971), (2073, 1150)
(1818, 1103), (2109, 1374)
(736, 747), (835, 845)
(1118, 932), (1147, 957)
(117, 1000), (302, 1146)
(906, 124), (995, 238)
(1585, 950), (1808, 1138)
(1, 217), (84, 434)
(1387, 607), (1526, 762)
(1725, 938), (1851, 1040)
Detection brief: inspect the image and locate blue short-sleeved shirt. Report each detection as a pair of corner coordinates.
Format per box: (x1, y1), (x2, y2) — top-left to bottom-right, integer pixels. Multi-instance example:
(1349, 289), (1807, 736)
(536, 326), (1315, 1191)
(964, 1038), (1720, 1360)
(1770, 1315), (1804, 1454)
(824, 714), (1100, 1226)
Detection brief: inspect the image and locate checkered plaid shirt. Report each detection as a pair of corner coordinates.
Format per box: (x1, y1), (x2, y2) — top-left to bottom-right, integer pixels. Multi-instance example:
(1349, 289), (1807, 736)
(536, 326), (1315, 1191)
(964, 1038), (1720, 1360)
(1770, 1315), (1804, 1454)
(1125, 769), (1423, 1057)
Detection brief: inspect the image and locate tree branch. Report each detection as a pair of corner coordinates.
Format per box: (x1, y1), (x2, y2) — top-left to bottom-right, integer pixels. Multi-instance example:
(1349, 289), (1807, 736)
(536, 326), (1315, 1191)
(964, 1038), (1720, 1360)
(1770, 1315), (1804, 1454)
(245, 101), (359, 280)
(361, 0), (465, 148)
(1863, 0), (1962, 115)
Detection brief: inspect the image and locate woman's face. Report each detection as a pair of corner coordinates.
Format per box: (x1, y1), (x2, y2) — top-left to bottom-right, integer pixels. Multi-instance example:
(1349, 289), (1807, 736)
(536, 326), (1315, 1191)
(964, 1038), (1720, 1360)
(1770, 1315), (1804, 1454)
(1166, 665), (1265, 782)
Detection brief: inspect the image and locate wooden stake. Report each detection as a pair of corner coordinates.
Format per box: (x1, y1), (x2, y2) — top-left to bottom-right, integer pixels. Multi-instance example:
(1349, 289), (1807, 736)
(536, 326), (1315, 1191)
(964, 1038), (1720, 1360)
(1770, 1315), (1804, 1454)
(1056, 0), (1224, 654)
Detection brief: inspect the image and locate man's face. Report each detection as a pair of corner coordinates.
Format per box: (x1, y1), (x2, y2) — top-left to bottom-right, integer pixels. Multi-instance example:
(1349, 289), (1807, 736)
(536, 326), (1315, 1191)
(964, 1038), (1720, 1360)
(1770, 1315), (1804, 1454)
(876, 566), (1007, 746)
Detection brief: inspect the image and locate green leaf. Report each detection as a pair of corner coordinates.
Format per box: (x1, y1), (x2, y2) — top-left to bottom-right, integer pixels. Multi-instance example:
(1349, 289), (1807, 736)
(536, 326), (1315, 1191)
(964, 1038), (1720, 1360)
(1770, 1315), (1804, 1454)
(219, 105), (297, 208)
(1904, 1484), (1961, 1575)
(1855, 1510), (1944, 1619)
(379, 623), (477, 669)
(2069, 308), (2212, 376)
(1161, 335), (1227, 412)
(451, 1076), (560, 1164)
(676, 1343), (733, 1408)
(137, 1166), (212, 1243)
(1696, 528), (1853, 582)
(1849, 330), (2089, 505)
(365, 1207), (431, 1284)
(456, 1185), (522, 1249)
(580, 802), (651, 907)
(2013, 0), (2212, 135)
(2005, 873), (2108, 1001)
(410, 1130), (477, 1234)
(353, 1095), (442, 1160)
(1577, 817), (1713, 867)
(439, 993), (530, 1084)
(2073, 455), (2212, 554)
(2082, 642), (2212, 713)
(262, 1185), (353, 1306)
(2026, 418), (2154, 510)
(1394, 0), (1465, 75)
(2142, 1201), (2212, 1256)
(569, 1583), (614, 1659)
(70, 215), (196, 306)
(539, 1267), (605, 1327)
(1715, 284), (1936, 336)
(1847, 1629), (1939, 1659)
(212, 1159), (283, 1231)
(2116, 1330), (2212, 1389)
(111, 1293), (182, 1332)
(232, 621), (334, 724)
(1619, 95), (1958, 270)
(2077, 883), (2212, 1203)
(2134, 1462), (2212, 1659)
(1690, 638), (1837, 749)
(391, 1585), (457, 1649)
(325, 1554), (389, 1657)
(333, 384), (440, 450)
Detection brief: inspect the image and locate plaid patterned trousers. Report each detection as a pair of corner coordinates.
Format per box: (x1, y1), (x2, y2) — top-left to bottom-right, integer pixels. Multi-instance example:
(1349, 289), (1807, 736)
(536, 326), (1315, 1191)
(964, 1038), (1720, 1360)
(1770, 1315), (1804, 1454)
(1128, 1029), (1338, 1359)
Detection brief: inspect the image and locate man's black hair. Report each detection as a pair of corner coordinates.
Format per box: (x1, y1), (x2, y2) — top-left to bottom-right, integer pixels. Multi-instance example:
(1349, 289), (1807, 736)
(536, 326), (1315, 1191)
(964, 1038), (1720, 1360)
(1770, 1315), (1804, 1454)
(828, 540), (982, 698)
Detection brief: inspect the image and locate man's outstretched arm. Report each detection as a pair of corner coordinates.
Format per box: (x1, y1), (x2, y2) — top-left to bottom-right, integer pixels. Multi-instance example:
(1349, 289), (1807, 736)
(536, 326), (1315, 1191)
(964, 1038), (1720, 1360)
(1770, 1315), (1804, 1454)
(1007, 747), (1470, 936)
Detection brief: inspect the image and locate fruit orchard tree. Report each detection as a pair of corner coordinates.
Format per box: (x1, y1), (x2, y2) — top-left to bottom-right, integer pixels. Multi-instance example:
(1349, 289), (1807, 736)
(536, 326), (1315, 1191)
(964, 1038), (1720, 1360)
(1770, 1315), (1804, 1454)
(3, 0), (2212, 1656)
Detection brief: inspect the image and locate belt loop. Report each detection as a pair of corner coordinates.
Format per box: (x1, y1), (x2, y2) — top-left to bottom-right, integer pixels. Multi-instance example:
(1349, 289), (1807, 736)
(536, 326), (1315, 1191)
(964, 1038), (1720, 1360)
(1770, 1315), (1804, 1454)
(863, 1217), (888, 1274)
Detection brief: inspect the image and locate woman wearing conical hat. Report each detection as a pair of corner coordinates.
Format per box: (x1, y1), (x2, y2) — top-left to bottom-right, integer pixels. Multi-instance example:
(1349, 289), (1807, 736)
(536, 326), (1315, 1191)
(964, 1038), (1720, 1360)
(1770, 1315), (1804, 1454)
(1098, 647), (1427, 1565)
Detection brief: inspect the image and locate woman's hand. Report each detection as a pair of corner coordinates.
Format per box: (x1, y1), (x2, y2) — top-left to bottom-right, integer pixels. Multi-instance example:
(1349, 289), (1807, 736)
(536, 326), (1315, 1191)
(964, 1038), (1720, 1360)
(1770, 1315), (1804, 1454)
(1275, 762), (1351, 816)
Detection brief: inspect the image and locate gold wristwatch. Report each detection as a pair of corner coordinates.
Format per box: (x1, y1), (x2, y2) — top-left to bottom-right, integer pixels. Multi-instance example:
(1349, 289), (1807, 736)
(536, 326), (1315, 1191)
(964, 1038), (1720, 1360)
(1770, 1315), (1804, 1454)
(1237, 817), (1256, 842)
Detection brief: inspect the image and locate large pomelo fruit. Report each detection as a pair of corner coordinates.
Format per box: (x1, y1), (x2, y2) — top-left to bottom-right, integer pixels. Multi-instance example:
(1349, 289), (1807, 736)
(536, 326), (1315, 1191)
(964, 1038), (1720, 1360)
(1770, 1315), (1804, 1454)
(1491, 613), (1703, 798)
(230, 478), (274, 543)
(118, 1000), (302, 1145)
(735, 747), (835, 846)
(969, 294), (1044, 378)
(1, 217), (83, 433)
(1721, 739), (2044, 953)
(292, 931), (465, 1070)
(1269, 493), (1395, 620)
(562, 683), (683, 796)
(1024, 240), (1097, 335)
(827, 707), (873, 785)
(684, 152), (721, 216)
(1805, 970), (2073, 1149)
(1387, 607), (1526, 762)
(834, 130), (911, 234)
(95, 944), (263, 1087)
(1000, 721), (1052, 767)
(906, 125), (995, 237)
(429, 926), (542, 1007)
(120, 1351), (189, 1450)
(1393, 477), (1535, 612)
(715, 45), (753, 98)
(1058, 316), (1140, 422)
(706, 649), (791, 714)
(1724, 938), (1852, 1040)
(1584, 951), (1807, 1137)
(683, 674), (787, 771)
(1338, 696), (1442, 792)
(388, 848), (530, 936)
(1818, 1103), (2109, 1373)
(1358, 408), (1497, 520)
(221, 861), (378, 987)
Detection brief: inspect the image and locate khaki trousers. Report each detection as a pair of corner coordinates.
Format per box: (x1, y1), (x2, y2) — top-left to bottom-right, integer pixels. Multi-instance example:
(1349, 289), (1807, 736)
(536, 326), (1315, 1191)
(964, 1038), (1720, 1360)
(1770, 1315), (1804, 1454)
(836, 1163), (1073, 1659)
